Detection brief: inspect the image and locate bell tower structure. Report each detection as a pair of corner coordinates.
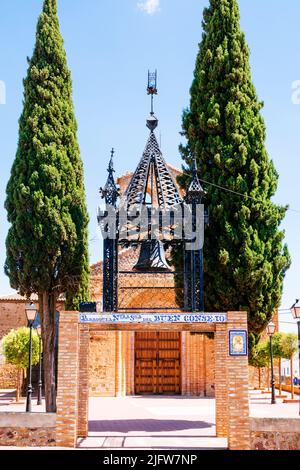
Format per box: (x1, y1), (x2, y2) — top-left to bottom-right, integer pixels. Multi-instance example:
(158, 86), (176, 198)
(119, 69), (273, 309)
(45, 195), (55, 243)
(99, 71), (207, 314)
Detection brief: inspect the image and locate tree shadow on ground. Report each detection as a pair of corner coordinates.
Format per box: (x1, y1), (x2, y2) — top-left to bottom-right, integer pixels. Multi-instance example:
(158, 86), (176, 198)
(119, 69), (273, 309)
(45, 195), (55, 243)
(89, 419), (214, 433)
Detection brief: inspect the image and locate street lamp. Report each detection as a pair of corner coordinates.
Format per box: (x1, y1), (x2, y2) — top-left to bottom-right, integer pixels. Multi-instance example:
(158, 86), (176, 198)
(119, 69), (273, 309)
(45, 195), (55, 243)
(267, 321), (276, 405)
(36, 325), (43, 406)
(25, 302), (37, 413)
(291, 299), (300, 416)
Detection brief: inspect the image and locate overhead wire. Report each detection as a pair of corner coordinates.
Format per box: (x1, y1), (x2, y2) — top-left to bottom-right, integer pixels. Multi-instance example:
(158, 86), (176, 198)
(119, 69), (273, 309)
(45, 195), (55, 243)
(197, 177), (300, 214)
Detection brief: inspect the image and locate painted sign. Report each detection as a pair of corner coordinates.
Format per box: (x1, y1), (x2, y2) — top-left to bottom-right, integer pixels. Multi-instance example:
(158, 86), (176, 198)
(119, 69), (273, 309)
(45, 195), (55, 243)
(79, 312), (227, 324)
(229, 330), (248, 356)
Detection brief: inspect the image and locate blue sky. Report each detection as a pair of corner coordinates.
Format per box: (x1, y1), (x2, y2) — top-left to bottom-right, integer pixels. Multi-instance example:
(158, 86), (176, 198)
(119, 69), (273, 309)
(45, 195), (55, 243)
(0, 0), (299, 333)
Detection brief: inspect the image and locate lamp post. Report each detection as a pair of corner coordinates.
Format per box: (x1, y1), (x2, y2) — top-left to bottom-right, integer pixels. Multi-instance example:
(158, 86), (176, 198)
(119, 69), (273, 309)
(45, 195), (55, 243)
(25, 302), (37, 413)
(36, 325), (43, 406)
(267, 321), (276, 405)
(291, 299), (300, 416)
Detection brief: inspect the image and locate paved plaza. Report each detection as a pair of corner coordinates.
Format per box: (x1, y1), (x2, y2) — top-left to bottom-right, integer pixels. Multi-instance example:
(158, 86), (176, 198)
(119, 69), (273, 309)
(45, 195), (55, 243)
(78, 391), (299, 450)
(79, 396), (225, 450)
(1, 389), (299, 450)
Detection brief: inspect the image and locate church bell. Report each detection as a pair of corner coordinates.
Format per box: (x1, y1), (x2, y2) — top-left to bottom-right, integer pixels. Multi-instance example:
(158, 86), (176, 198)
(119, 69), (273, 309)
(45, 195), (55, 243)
(134, 240), (171, 272)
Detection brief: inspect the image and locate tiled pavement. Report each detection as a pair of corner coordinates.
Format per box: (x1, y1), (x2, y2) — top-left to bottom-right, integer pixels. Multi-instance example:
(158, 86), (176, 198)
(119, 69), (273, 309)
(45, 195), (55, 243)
(249, 389), (300, 418)
(77, 396), (227, 450)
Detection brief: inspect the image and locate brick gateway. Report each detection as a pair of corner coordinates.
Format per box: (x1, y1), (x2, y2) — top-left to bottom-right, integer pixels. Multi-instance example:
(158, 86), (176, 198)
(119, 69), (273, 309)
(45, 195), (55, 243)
(54, 83), (251, 451)
(55, 310), (251, 450)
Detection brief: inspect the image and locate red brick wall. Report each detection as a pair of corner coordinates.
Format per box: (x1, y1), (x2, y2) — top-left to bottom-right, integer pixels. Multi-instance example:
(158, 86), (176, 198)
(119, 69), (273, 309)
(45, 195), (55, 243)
(0, 301), (27, 389)
(0, 301), (27, 340)
(204, 335), (215, 397)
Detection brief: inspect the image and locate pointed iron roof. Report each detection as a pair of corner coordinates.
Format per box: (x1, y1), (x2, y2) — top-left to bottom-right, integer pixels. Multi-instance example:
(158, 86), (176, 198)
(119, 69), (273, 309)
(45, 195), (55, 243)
(186, 158), (206, 202)
(125, 131), (182, 209)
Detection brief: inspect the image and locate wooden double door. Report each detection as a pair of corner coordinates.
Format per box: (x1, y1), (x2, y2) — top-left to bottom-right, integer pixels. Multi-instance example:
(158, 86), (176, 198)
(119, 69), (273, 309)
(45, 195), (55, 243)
(135, 332), (181, 395)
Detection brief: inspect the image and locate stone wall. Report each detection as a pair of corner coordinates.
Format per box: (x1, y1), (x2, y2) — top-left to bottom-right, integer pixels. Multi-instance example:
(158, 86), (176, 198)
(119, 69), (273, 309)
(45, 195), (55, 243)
(250, 418), (300, 450)
(249, 365), (269, 390)
(0, 363), (19, 389)
(89, 332), (116, 397)
(0, 412), (56, 447)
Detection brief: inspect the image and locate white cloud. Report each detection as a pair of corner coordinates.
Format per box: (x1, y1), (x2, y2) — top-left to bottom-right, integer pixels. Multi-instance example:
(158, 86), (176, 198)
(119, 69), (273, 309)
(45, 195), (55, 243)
(138, 0), (160, 15)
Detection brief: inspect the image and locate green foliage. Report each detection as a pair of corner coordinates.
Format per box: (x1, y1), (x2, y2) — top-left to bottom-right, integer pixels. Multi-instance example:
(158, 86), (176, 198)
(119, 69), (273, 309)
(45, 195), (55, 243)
(271, 332), (284, 359)
(2, 328), (40, 370)
(4, 0), (89, 307)
(253, 332), (295, 363)
(281, 333), (298, 359)
(179, 0), (290, 345)
(249, 340), (268, 369)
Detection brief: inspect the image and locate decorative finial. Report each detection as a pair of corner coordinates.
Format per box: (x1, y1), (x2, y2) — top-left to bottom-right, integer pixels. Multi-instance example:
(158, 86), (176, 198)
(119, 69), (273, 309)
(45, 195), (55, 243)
(99, 149), (119, 206)
(108, 148), (115, 173)
(146, 70), (158, 132)
(147, 70), (158, 110)
(186, 156), (206, 203)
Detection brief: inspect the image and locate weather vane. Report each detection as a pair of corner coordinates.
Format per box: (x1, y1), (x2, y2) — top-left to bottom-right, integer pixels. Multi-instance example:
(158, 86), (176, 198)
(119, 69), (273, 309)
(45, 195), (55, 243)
(147, 70), (158, 115)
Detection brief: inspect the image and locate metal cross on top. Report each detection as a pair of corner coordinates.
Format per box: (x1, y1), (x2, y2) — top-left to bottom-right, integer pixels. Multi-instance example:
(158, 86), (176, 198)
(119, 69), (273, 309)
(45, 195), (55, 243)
(147, 70), (158, 116)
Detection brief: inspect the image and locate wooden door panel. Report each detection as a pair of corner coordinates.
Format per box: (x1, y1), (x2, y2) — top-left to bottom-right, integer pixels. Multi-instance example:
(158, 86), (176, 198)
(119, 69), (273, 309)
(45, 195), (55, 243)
(135, 332), (181, 395)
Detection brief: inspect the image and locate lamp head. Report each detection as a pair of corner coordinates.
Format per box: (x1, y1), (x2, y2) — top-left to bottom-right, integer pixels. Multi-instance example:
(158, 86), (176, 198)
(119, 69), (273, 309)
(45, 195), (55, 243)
(25, 302), (37, 324)
(291, 299), (300, 320)
(267, 321), (276, 337)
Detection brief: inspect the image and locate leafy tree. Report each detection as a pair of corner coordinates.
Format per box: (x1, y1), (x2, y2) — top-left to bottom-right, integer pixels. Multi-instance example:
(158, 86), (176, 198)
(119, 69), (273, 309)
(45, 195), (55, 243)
(5, 0), (89, 411)
(250, 341), (268, 389)
(281, 333), (298, 399)
(271, 332), (284, 395)
(2, 328), (40, 402)
(179, 0), (290, 350)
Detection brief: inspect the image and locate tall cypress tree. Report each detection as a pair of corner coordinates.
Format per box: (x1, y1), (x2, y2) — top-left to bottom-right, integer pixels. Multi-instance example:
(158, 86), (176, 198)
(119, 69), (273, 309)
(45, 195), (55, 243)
(180, 0), (290, 349)
(5, 0), (89, 411)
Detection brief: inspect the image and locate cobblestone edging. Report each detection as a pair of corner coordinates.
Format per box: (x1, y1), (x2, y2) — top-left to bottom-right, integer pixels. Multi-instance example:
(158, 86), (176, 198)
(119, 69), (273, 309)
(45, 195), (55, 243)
(250, 418), (300, 450)
(0, 412), (56, 447)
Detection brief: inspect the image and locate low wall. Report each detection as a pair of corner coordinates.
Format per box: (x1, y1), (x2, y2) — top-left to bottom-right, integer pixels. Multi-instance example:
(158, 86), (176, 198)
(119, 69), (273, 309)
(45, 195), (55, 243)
(250, 418), (300, 450)
(0, 364), (18, 389)
(276, 383), (300, 396)
(0, 413), (56, 447)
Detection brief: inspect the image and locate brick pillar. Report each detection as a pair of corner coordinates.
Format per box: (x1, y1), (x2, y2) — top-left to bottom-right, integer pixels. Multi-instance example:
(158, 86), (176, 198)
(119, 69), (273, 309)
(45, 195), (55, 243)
(121, 332), (126, 396)
(126, 332), (135, 396)
(77, 324), (89, 438)
(204, 335), (215, 397)
(215, 323), (228, 437)
(226, 311), (250, 450)
(115, 331), (123, 397)
(56, 312), (79, 448)
(181, 332), (187, 395)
